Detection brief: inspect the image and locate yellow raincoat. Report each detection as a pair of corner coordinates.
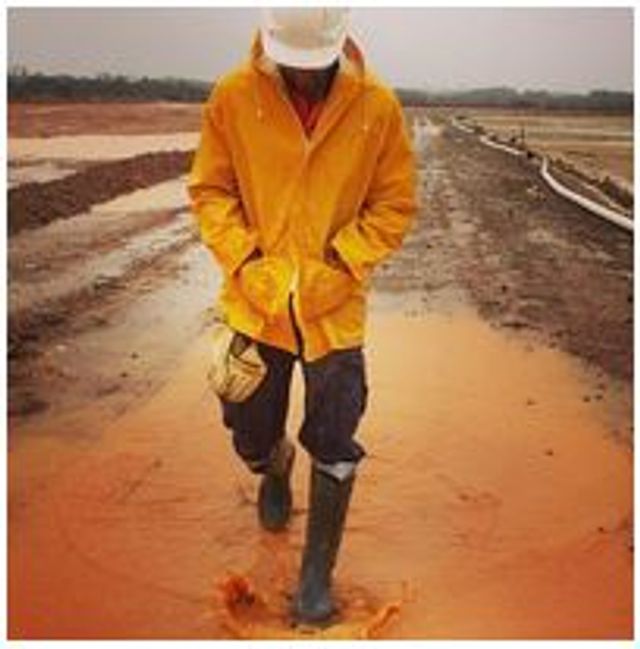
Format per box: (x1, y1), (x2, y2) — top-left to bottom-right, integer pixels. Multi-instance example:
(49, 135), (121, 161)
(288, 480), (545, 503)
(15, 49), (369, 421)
(188, 33), (417, 361)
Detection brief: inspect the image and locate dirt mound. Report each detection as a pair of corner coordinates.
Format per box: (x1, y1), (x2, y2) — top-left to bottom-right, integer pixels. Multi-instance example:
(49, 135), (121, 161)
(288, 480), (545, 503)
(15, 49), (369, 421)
(8, 149), (193, 236)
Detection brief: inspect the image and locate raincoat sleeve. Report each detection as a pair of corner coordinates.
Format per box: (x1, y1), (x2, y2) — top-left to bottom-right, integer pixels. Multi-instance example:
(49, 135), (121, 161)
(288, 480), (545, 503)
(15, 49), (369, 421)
(188, 85), (258, 276)
(330, 96), (417, 283)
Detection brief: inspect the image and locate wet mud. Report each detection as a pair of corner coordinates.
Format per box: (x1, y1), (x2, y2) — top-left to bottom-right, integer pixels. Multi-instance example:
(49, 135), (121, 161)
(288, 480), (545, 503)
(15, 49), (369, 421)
(215, 573), (400, 639)
(386, 110), (633, 383)
(8, 105), (633, 639)
(9, 150), (193, 235)
(8, 312), (632, 639)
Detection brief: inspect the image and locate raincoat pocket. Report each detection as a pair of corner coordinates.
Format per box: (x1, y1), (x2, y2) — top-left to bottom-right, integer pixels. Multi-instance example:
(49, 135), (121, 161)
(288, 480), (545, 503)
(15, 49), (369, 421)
(298, 258), (359, 321)
(238, 256), (294, 321)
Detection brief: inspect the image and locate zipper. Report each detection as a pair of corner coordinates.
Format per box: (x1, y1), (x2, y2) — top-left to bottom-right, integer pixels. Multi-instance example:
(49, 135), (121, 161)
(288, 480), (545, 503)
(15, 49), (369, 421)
(274, 81), (310, 357)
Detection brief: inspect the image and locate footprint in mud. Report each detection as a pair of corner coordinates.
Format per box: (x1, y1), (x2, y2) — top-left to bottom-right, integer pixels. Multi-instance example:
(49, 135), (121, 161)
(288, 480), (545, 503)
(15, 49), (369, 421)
(213, 572), (401, 640)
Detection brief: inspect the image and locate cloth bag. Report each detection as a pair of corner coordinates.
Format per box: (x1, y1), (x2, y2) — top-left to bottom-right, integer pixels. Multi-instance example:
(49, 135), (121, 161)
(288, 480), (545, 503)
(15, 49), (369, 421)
(207, 320), (267, 402)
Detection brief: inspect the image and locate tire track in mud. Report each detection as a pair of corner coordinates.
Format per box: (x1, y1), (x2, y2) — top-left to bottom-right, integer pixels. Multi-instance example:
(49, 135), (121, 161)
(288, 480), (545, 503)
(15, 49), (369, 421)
(7, 235), (221, 423)
(379, 111), (632, 382)
(8, 169), (208, 420)
(8, 220), (197, 360)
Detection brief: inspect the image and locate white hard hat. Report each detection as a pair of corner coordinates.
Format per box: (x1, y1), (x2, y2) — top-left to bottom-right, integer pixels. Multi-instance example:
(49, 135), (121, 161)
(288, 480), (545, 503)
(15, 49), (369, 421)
(261, 7), (350, 69)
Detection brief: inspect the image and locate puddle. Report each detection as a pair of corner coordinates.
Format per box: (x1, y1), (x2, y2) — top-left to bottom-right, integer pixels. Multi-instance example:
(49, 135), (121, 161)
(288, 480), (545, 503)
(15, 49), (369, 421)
(8, 309), (632, 639)
(9, 177), (194, 318)
(92, 176), (189, 214)
(8, 160), (79, 187)
(371, 286), (469, 317)
(8, 132), (198, 162)
(10, 243), (221, 429)
(412, 115), (443, 155)
(215, 572), (400, 639)
(9, 216), (194, 318)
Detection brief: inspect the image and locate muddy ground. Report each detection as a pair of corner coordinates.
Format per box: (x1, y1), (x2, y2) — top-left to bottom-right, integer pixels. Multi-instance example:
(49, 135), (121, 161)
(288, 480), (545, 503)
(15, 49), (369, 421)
(7, 103), (633, 639)
(389, 109), (633, 383)
(8, 106), (634, 393)
(9, 150), (192, 235)
(8, 101), (202, 137)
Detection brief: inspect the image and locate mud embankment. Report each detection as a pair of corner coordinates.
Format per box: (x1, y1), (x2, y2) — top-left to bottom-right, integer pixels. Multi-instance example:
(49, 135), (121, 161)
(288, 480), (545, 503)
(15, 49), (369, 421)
(451, 113), (634, 216)
(8, 150), (193, 235)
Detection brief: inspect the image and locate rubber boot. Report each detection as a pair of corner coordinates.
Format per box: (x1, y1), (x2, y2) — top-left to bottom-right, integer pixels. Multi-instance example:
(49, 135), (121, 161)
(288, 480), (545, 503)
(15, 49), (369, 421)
(258, 438), (295, 531)
(291, 464), (355, 625)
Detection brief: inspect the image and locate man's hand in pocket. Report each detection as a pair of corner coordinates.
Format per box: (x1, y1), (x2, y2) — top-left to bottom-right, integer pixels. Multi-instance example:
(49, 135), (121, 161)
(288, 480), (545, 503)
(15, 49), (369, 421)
(325, 246), (352, 277)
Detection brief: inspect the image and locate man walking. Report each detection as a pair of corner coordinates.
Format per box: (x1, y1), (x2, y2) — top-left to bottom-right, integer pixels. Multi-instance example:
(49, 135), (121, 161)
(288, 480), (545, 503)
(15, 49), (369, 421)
(188, 7), (417, 625)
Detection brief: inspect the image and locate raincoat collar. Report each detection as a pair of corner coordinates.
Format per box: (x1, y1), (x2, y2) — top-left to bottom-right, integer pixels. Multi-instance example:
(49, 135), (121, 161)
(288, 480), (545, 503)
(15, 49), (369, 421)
(248, 30), (369, 147)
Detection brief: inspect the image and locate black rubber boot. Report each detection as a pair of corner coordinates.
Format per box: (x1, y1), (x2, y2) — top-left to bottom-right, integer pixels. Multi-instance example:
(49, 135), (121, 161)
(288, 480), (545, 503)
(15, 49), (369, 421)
(258, 438), (295, 532)
(292, 464), (355, 625)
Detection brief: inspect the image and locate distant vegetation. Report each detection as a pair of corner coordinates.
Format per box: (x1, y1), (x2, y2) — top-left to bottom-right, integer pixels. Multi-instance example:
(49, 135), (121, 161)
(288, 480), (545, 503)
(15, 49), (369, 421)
(8, 68), (209, 102)
(396, 86), (633, 112)
(8, 68), (633, 111)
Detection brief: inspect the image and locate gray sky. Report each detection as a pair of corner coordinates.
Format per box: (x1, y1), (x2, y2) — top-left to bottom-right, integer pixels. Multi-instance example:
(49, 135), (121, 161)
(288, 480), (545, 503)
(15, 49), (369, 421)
(7, 7), (634, 92)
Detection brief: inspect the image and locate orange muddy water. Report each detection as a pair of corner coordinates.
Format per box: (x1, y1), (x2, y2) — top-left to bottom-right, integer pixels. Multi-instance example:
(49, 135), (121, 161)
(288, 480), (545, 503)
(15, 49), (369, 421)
(8, 309), (632, 639)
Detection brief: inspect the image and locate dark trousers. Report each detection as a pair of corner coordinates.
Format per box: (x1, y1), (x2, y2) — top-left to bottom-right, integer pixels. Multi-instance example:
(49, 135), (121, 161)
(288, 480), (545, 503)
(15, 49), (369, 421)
(219, 339), (367, 472)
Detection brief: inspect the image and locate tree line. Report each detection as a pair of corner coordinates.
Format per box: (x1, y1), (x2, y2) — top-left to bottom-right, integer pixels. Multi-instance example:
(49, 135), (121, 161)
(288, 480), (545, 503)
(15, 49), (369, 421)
(8, 68), (210, 102)
(8, 69), (633, 111)
(395, 86), (633, 112)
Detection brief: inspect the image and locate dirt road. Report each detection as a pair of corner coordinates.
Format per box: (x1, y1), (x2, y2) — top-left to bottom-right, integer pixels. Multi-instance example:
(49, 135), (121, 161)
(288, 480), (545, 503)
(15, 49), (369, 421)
(8, 104), (633, 639)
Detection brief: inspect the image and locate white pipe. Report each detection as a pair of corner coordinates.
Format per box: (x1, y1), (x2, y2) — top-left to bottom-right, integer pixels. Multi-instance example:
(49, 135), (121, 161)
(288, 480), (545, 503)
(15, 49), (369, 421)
(450, 116), (633, 232)
(451, 118), (475, 134)
(540, 158), (633, 232)
(479, 134), (525, 157)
